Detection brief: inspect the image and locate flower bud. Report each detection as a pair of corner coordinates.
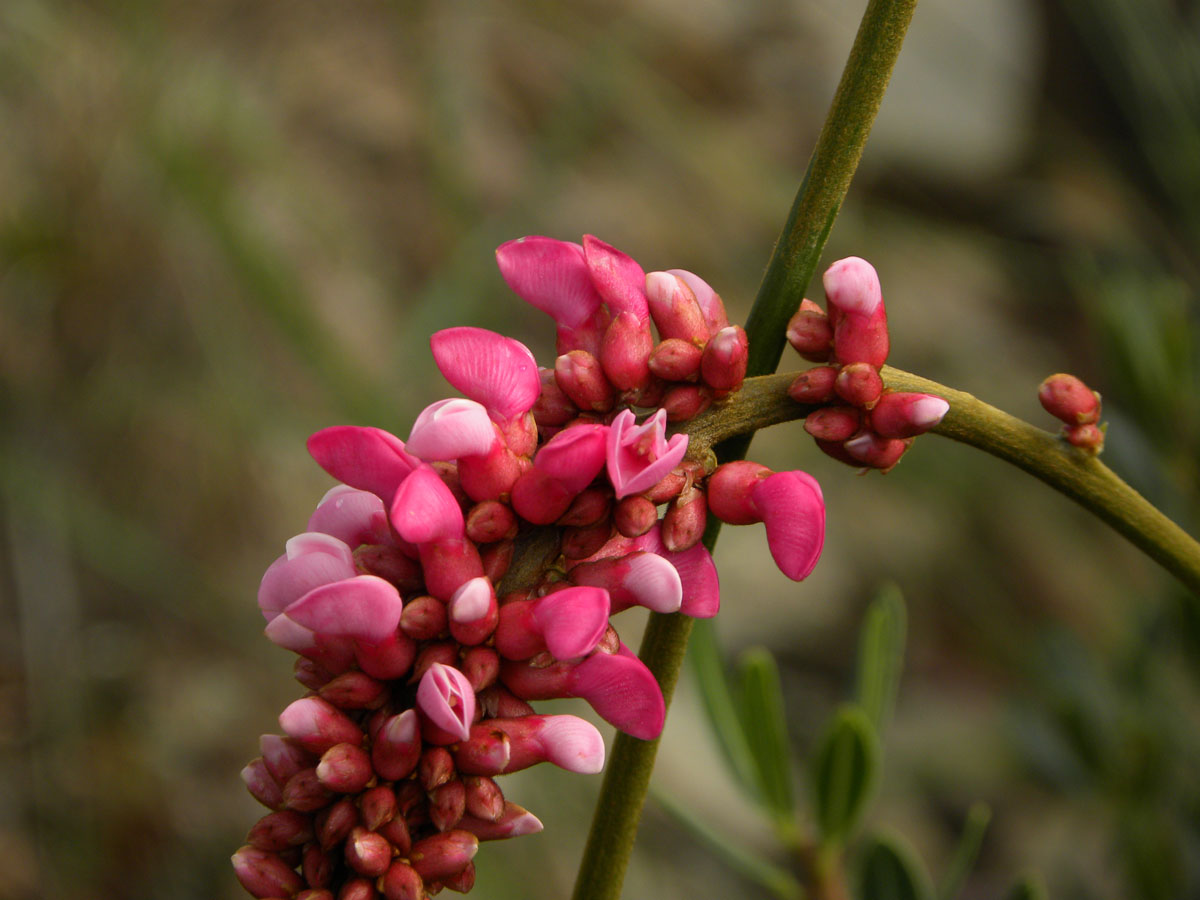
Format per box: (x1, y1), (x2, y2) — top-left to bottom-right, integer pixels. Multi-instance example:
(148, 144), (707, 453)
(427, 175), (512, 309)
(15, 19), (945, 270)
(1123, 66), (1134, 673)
(399, 595), (447, 641)
(461, 646), (500, 693)
(443, 860), (477, 893)
(614, 495), (658, 537)
(786, 303), (834, 362)
(448, 577), (499, 647)
(417, 663), (477, 743)
(561, 520), (615, 560)
(463, 776), (506, 823)
(359, 784), (397, 832)
(430, 779), (467, 832)
(1038, 373), (1101, 425)
(557, 487), (612, 527)
(465, 500), (518, 543)
(317, 670), (387, 710)
(700, 325), (749, 393)
(381, 860), (425, 900)
(336, 877), (375, 900)
(281, 768), (335, 813)
(315, 797), (358, 850)
(371, 710), (422, 781)
(869, 391), (949, 438)
(242, 758), (284, 810)
(706, 461), (771, 525)
(843, 431), (909, 470)
(834, 361), (884, 408)
(661, 384), (712, 422)
(788, 366), (839, 404)
(301, 844), (335, 892)
(600, 310), (654, 391)
(667, 269), (729, 333)
(804, 406), (861, 442)
(661, 486), (707, 552)
(344, 825), (391, 878)
(279, 697), (364, 755)
(555, 350), (615, 412)
(458, 802), (544, 842)
(418, 746), (456, 791)
(1064, 422), (1105, 453)
(231, 845), (305, 899)
(293, 657), (333, 691)
(246, 810), (314, 852)
(481, 537), (514, 583)
(378, 812), (412, 857)
(648, 338), (704, 382)
(646, 270), (711, 344)
(409, 830), (479, 884)
(316, 742), (373, 794)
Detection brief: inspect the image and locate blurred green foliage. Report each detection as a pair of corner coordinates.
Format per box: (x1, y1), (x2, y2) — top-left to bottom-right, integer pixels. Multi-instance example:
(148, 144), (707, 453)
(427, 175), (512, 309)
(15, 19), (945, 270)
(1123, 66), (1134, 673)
(2, 1), (1199, 899)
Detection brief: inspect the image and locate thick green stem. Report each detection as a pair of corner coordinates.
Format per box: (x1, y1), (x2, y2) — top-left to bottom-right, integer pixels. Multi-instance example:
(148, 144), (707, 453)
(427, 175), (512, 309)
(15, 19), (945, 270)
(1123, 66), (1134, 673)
(570, 3), (917, 898)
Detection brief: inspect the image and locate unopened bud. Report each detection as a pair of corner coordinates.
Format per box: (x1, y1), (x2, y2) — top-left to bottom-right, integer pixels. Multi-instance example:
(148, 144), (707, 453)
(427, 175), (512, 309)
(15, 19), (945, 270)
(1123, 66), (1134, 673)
(786, 303), (834, 362)
(463, 776), (505, 822)
(661, 384), (712, 422)
(430, 779), (467, 832)
(834, 361), (884, 408)
(293, 657), (333, 691)
(557, 487), (612, 528)
(707, 461), (771, 525)
(788, 366), (839, 404)
(353, 544), (423, 594)
(378, 811), (412, 857)
(317, 670), (387, 710)
(336, 878), (375, 900)
(600, 311), (654, 392)
(279, 696), (364, 755)
(1064, 422), (1105, 453)
(561, 520), (615, 559)
(700, 325), (749, 393)
(870, 391), (949, 438)
(231, 845), (305, 899)
(1038, 373), (1100, 425)
(555, 350), (615, 412)
(843, 431), (909, 471)
(344, 826), (391, 878)
(465, 500), (518, 543)
(246, 810), (313, 852)
(359, 784), (397, 832)
(614, 495), (658, 537)
(532, 367), (578, 427)
(281, 767), (335, 813)
(316, 796), (358, 851)
(646, 270), (710, 344)
(461, 645), (500, 692)
(662, 486), (707, 552)
(804, 406), (861, 442)
(316, 743), (373, 794)
(371, 710), (422, 781)
(400, 595), (448, 641)
(443, 860), (477, 893)
(381, 860), (425, 900)
(409, 830), (479, 884)
(241, 758), (283, 810)
(419, 746), (456, 791)
(648, 338), (703, 382)
(301, 844), (335, 891)
(480, 537), (514, 583)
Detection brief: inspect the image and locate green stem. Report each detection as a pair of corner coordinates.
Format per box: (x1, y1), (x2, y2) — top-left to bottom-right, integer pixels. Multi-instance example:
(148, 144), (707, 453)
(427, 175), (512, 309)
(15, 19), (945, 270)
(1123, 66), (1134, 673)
(570, 4), (917, 898)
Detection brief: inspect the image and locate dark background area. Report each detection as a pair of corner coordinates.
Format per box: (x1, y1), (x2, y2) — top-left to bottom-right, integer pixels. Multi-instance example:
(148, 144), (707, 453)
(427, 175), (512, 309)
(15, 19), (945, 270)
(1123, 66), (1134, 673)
(3, 1), (1199, 898)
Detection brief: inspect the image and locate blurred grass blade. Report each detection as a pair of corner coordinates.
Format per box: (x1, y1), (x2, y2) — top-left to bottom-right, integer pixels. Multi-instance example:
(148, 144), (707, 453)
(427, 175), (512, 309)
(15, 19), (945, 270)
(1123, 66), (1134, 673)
(688, 619), (762, 799)
(938, 802), (991, 900)
(857, 832), (935, 900)
(650, 787), (804, 900)
(1006, 871), (1049, 900)
(811, 704), (880, 847)
(736, 647), (797, 829)
(855, 582), (907, 733)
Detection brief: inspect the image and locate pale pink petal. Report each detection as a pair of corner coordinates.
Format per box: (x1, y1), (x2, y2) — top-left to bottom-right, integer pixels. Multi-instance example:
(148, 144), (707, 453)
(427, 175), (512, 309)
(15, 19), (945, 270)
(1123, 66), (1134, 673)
(258, 543), (357, 621)
(633, 525), (720, 618)
(606, 409), (689, 498)
(533, 423), (609, 494)
(406, 398), (498, 461)
(307, 426), (419, 502)
(284, 532), (355, 566)
(389, 464), (464, 544)
(495, 237), (604, 329)
(458, 803), (544, 841)
(823, 256), (882, 317)
(282, 575), (404, 644)
(306, 485), (391, 548)
(751, 470), (825, 581)
(616, 552), (682, 613)
(582, 235), (648, 321)
(416, 663), (477, 742)
(668, 268), (729, 332)
(430, 327), (542, 420)
(448, 576), (494, 624)
(532, 587), (611, 660)
(534, 714), (605, 774)
(569, 646), (666, 740)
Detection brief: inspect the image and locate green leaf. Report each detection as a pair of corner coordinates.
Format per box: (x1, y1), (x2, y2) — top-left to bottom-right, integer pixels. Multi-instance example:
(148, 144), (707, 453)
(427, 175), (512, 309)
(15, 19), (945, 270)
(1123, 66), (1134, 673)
(854, 582), (907, 733)
(811, 704), (880, 846)
(856, 832), (935, 900)
(938, 802), (991, 900)
(688, 619), (762, 798)
(650, 787), (804, 900)
(1005, 871), (1049, 900)
(736, 647), (796, 828)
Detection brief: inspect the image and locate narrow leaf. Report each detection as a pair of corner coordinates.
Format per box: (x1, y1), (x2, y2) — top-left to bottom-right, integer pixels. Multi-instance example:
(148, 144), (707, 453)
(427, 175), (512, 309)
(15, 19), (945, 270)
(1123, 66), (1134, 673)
(938, 802), (991, 900)
(650, 787), (803, 900)
(854, 582), (907, 733)
(688, 619), (761, 797)
(811, 704), (880, 846)
(857, 832), (935, 900)
(736, 647), (796, 827)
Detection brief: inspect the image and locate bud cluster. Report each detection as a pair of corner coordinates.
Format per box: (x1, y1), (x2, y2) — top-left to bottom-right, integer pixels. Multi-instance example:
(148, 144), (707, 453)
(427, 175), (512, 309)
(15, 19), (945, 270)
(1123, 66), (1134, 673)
(786, 257), (949, 471)
(1038, 372), (1104, 453)
(235, 235), (827, 899)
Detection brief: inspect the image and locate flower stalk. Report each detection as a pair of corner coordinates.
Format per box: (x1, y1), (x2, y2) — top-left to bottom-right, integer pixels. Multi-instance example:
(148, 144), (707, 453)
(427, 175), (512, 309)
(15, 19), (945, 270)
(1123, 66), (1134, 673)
(571, 2), (919, 898)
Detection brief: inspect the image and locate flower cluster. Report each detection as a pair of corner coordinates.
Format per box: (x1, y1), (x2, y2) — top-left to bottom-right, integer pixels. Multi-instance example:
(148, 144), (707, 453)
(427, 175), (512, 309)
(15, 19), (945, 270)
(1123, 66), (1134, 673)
(1038, 372), (1104, 453)
(786, 256), (949, 471)
(233, 235), (826, 900)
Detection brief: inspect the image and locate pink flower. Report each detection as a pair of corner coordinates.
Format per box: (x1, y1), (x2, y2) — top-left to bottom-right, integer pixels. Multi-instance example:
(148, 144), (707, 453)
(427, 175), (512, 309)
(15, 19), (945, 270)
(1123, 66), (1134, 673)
(750, 471), (825, 581)
(416, 663), (477, 743)
(306, 426), (419, 503)
(430, 327), (541, 422)
(605, 408), (689, 498)
(406, 398), (499, 462)
(823, 256), (889, 368)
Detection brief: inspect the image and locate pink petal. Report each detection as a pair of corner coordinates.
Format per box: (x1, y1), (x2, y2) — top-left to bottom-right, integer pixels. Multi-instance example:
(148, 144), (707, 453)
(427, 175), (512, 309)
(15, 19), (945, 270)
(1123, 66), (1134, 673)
(406, 398), (498, 461)
(615, 552), (682, 613)
(582, 235), (648, 321)
(569, 647), (666, 740)
(307, 426), (419, 502)
(389, 464), (464, 544)
(533, 715), (606, 774)
(306, 485), (391, 548)
(633, 525), (720, 618)
(430, 327), (541, 420)
(751, 470), (825, 581)
(533, 423), (609, 494)
(282, 575), (404, 643)
(416, 663), (477, 742)
(532, 586), (611, 660)
(667, 269), (729, 333)
(606, 409), (689, 499)
(258, 537), (357, 620)
(495, 237), (603, 329)
(448, 576), (494, 625)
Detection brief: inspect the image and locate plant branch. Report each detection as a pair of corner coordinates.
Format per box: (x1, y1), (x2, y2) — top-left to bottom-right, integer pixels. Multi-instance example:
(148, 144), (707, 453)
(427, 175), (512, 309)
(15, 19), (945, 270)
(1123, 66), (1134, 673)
(571, 3), (918, 898)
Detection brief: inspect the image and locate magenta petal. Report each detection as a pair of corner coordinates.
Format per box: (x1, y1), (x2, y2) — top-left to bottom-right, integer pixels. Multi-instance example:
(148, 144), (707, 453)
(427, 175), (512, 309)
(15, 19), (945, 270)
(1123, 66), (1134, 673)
(389, 464), (464, 544)
(283, 575), (404, 643)
(307, 426), (419, 502)
(582, 235), (649, 321)
(258, 539), (357, 621)
(534, 715), (605, 774)
(606, 409), (689, 498)
(533, 424), (609, 494)
(751, 470), (826, 581)
(430, 327), (542, 420)
(417, 663), (477, 742)
(569, 648), (665, 740)
(306, 486), (391, 548)
(495, 237), (604, 329)
(406, 398), (498, 461)
(533, 587), (611, 660)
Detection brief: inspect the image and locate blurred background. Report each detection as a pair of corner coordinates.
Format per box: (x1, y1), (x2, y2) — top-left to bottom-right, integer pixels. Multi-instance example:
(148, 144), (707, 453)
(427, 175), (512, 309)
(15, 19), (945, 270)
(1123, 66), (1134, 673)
(3, 0), (1200, 897)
